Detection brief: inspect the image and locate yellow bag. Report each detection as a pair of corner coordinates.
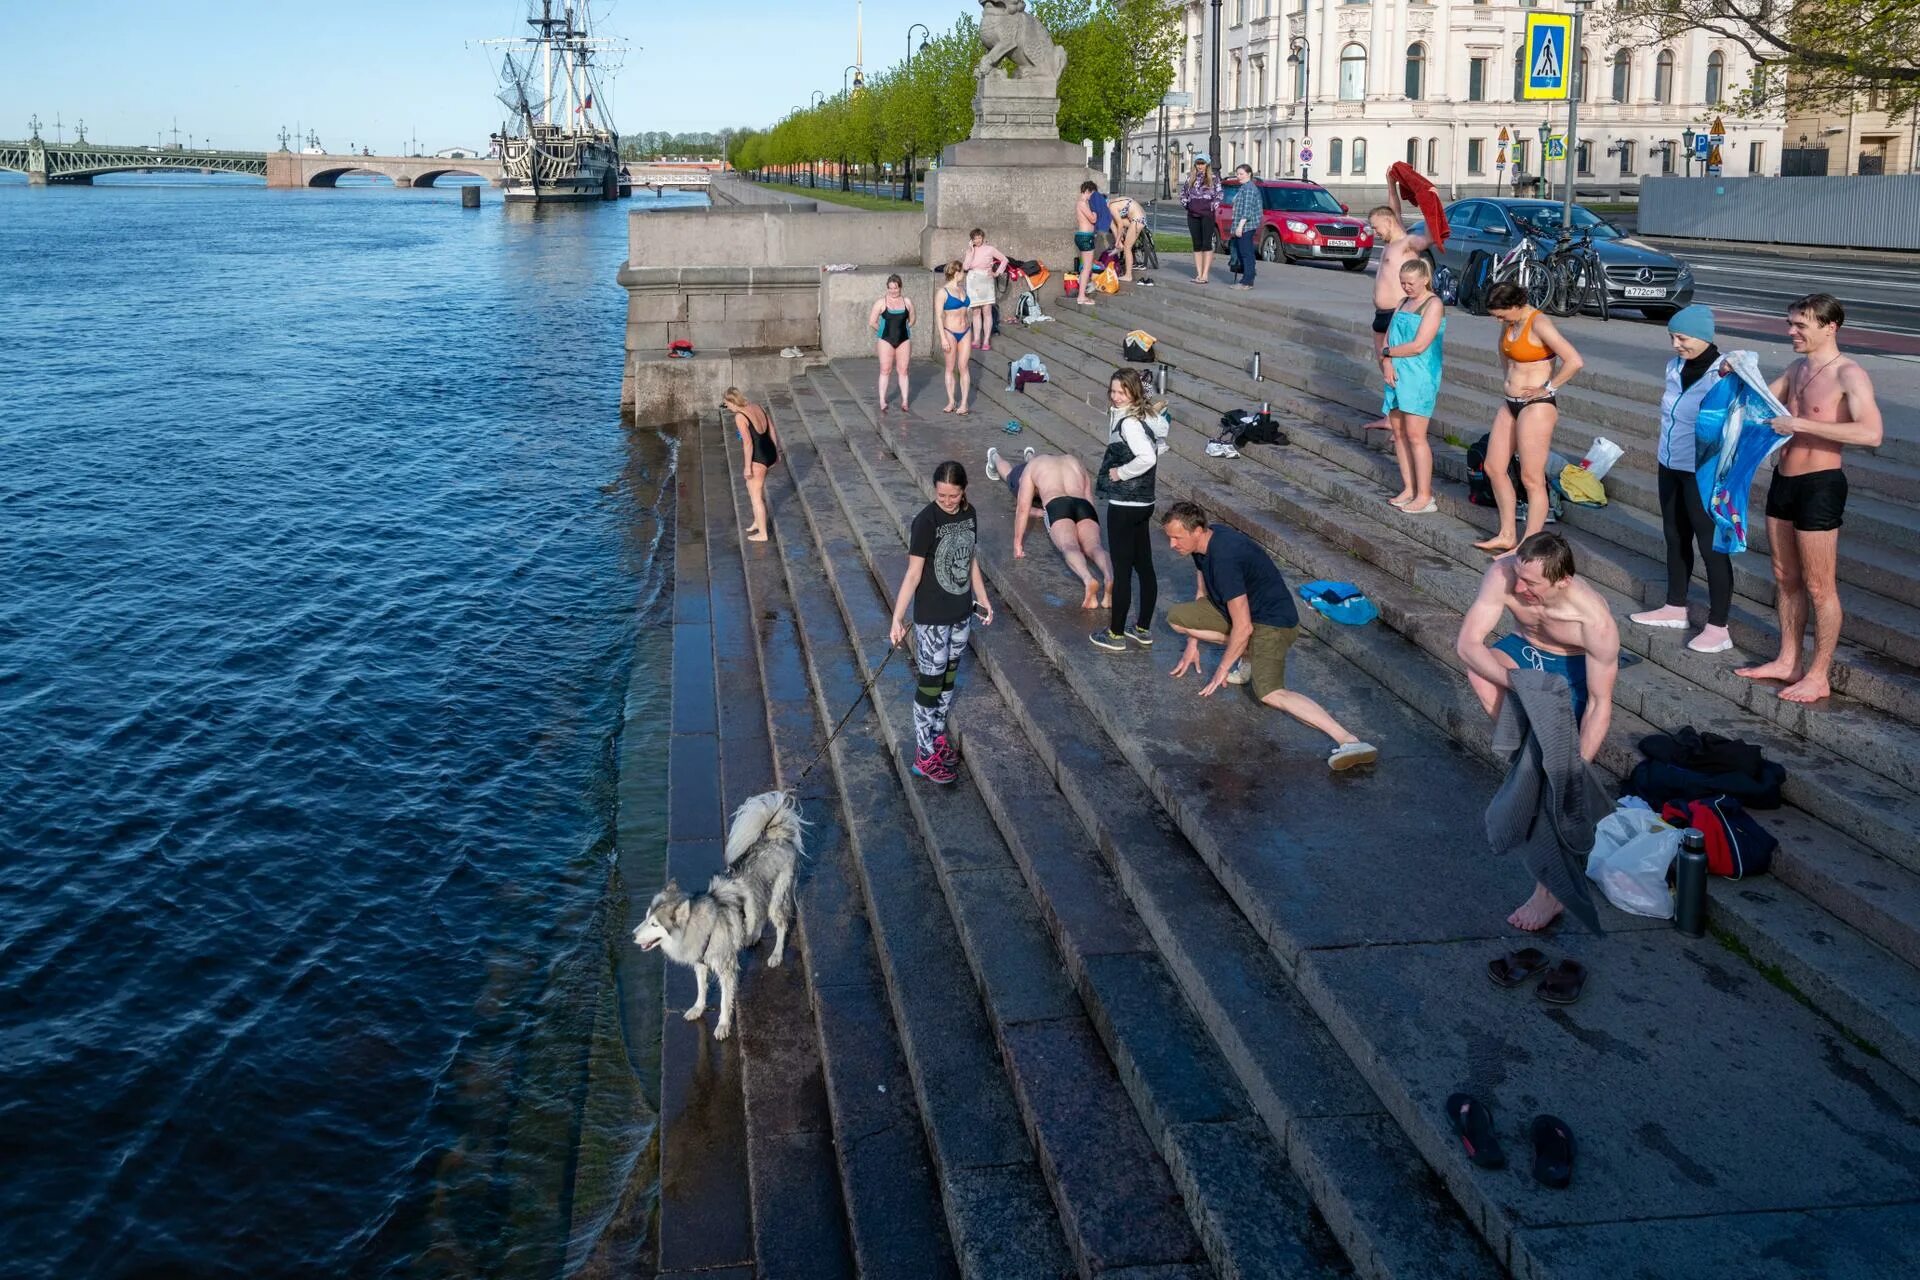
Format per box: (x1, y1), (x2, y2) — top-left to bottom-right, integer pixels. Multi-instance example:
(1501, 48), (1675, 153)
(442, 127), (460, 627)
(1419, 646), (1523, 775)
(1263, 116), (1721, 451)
(1094, 265), (1121, 294)
(1559, 463), (1608, 507)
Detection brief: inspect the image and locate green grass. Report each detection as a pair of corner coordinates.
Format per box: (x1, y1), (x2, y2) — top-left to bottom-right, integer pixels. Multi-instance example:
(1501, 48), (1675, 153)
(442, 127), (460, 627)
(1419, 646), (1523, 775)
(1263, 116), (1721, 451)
(1586, 201), (1637, 214)
(757, 180), (918, 213)
(1152, 232), (1194, 255)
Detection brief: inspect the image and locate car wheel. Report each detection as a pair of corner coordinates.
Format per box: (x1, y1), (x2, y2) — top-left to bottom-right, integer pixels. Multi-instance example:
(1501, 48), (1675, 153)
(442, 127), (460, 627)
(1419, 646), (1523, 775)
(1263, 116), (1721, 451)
(1261, 230), (1281, 262)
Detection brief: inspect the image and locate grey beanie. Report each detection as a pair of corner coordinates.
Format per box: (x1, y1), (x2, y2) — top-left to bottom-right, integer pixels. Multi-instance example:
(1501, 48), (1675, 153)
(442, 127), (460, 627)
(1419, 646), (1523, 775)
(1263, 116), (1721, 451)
(1668, 303), (1715, 343)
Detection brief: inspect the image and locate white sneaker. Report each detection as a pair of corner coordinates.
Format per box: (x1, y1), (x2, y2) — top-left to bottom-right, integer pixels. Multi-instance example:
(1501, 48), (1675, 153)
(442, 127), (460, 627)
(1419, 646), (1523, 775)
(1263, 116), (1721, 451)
(1225, 659), (1253, 686)
(1328, 741), (1380, 771)
(1023, 446), (1036, 461)
(986, 445), (1001, 472)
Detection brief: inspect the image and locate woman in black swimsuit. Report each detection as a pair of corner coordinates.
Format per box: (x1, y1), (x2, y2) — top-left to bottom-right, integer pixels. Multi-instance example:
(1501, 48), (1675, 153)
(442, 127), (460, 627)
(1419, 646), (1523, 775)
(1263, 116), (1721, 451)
(867, 274), (915, 413)
(723, 387), (779, 542)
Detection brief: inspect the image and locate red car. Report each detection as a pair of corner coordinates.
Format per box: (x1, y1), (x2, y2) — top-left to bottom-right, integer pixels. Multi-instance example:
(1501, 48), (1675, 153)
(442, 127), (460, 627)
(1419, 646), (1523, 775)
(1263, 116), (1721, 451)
(1214, 179), (1374, 270)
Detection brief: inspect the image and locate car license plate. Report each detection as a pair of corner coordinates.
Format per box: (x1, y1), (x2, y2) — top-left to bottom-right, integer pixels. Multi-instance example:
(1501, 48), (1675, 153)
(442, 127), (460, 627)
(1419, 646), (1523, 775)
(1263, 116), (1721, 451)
(1623, 286), (1667, 298)
(1325, 238), (1356, 248)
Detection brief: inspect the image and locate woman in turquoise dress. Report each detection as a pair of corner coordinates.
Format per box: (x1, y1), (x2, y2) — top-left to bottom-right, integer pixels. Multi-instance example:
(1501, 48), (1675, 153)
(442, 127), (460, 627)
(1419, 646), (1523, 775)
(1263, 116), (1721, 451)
(1378, 257), (1447, 514)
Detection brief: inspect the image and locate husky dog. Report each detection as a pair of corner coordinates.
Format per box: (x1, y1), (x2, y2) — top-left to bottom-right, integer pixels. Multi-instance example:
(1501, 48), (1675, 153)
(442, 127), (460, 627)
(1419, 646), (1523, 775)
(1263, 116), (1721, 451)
(632, 790), (803, 1040)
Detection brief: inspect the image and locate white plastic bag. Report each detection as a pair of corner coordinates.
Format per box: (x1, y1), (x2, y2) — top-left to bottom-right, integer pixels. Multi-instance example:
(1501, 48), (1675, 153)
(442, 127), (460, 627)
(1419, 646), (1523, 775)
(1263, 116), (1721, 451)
(1585, 805), (1682, 918)
(1581, 436), (1625, 481)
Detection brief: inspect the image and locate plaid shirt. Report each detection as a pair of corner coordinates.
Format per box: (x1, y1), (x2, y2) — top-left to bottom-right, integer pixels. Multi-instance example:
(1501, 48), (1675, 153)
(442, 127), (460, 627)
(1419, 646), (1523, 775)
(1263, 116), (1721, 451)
(1229, 181), (1263, 231)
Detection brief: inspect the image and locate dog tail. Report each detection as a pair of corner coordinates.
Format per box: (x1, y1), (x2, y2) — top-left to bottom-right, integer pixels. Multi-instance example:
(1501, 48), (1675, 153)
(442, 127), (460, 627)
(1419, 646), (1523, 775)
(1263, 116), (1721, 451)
(724, 790), (807, 865)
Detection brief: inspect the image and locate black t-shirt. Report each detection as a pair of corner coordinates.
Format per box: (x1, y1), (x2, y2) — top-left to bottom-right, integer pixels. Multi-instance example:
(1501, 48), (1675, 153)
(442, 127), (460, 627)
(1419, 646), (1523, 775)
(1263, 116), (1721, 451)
(909, 502), (978, 625)
(1193, 524), (1299, 629)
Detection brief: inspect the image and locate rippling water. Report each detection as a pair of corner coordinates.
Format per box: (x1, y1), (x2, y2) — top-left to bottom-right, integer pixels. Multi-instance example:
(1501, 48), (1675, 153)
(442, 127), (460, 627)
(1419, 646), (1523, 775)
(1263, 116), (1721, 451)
(0, 174), (693, 1278)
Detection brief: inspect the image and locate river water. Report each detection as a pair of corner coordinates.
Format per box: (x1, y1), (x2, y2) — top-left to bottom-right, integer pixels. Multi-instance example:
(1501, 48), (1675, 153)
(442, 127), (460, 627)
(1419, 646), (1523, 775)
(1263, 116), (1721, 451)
(0, 173), (695, 1278)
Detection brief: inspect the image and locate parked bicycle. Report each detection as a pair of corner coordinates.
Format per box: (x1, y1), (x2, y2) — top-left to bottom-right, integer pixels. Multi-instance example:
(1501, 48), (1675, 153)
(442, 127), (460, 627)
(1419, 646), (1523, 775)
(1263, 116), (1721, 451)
(1486, 225), (1550, 310)
(1540, 224), (1610, 321)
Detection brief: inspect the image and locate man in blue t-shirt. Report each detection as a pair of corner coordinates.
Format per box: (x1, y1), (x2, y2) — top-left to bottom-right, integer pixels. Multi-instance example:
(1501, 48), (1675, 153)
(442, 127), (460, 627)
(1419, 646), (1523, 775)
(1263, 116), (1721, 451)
(1162, 501), (1379, 770)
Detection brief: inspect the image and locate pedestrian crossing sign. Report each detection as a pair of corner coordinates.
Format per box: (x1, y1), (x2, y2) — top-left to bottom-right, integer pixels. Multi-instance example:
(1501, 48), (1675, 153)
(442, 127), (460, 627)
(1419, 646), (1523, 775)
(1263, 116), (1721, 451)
(1545, 135), (1566, 161)
(1523, 14), (1573, 100)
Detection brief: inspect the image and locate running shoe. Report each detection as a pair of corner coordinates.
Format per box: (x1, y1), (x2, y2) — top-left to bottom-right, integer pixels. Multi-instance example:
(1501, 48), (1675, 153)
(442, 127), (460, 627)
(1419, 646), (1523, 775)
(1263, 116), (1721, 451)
(986, 445), (1001, 473)
(1089, 630), (1127, 652)
(1127, 626), (1153, 647)
(933, 733), (959, 766)
(1328, 741), (1380, 771)
(1224, 659), (1253, 685)
(911, 750), (957, 785)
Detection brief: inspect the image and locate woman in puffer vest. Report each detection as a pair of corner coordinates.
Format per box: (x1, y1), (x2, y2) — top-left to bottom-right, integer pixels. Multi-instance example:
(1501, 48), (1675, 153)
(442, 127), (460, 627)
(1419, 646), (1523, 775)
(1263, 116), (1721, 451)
(1092, 367), (1167, 652)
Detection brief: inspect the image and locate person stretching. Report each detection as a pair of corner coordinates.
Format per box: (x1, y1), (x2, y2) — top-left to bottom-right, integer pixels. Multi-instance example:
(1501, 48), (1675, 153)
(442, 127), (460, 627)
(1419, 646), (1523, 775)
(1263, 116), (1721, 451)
(987, 444), (1113, 611)
(722, 387), (779, 543)
(937, 261), (974, 415)
(962, 229), (1009, 351)
(889, 461), (993, 785)
(1163, 501), (1379, 771)
(867, 273), (916, 414)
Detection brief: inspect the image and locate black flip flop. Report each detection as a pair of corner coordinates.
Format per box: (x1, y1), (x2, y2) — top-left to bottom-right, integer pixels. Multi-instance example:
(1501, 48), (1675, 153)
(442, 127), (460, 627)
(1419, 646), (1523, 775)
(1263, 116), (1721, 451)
(1536, 959), (1588, 1005)
(1531, 1114), (1575, 1189)
(1444, 1093), (1508, 1170)
(1487, 947), (1550, 989)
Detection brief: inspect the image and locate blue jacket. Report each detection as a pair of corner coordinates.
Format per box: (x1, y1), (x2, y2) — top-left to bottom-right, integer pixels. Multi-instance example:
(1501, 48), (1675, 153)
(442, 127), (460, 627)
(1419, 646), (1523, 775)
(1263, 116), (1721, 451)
(1692, 350), (1793, 554)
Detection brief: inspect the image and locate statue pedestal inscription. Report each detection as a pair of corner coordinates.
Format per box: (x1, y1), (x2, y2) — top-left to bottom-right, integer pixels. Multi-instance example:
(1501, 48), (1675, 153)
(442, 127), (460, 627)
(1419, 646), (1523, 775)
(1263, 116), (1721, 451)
(921, 1), (1099, 268)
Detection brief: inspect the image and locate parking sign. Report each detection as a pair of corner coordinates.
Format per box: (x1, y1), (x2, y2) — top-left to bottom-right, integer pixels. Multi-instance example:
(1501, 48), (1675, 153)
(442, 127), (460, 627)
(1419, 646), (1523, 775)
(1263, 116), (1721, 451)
(1523, 15), (1573, 101)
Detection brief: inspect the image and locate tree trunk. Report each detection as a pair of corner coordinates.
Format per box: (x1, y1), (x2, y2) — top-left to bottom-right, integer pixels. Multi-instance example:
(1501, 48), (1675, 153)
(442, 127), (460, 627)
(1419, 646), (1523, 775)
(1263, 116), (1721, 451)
(903, 151), (913, 202)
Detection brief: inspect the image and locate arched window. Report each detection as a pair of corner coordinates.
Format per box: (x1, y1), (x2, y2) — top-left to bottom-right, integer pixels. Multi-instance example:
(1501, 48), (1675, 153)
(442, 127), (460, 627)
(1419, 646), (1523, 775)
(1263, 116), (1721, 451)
(1612, 50), (1631, 102)
(1340, 44), (1367, 101)
(1427, 137), (1438, 173)
(1405, 43), (1427, 100)
(1705, 51), (1724, 105)
(1351, 137), (1368, 174)
(1286, 137), (1297, 173)
(1407, 137), (1420, 167)
(1655, 49), (1674, 104)
(1513, 46), (1525, 101)
(1329, 137), (1345, 174)
(1575, 47), (1590, 102)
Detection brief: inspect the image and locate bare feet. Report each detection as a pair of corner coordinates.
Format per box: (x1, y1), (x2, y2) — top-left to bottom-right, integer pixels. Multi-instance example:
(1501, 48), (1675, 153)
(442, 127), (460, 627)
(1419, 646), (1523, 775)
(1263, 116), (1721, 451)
(1736, 658), (1801, 683)
(956, 405), (970, 416)
(1362, 417), (1391, 433)
(1100, 587), (1113, 609)
(1080, 582), (1100, 610)
(1780, 673), (1832, 704)
(1630, 604), (1689, 628)
(747, 531), (769, 543)
(1474, 536), (1518, 554)
(942, 403), (956, 414)
(1508, 883), (1563, 932)
(878, 402), (889, 414)
(1388, 491), (1415, 507)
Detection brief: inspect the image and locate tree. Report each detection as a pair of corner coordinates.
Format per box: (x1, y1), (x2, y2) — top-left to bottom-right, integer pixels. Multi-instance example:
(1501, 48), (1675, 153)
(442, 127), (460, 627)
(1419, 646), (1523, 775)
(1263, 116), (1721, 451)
(1602, 1), (1920, 117)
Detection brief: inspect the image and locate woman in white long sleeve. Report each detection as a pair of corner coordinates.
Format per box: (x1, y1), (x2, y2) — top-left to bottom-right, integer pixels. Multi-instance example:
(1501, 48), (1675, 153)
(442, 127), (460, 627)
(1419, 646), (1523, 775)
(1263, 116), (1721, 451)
(1091, 367), (1164, 651)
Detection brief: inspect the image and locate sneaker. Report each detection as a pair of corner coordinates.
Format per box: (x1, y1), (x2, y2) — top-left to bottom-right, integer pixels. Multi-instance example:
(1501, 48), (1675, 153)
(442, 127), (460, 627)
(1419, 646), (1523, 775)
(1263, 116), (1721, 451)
(934, 733), (959, 765)
(911, 750), (957, 785)
(1127, 625), (1153, 647)
(1224, 659), (1253, 685)
(1090, 630), (1127, 652)
(1022, 446), (1036, 462)
(1205, 440), (1241, 459)
(986, 445), (1001, 473)
(1328, 741), (1380, 771)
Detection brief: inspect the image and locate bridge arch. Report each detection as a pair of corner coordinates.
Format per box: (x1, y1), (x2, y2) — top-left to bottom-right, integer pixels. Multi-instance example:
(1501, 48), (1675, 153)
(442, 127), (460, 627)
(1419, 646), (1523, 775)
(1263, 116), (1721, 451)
(306, 166), (401, 188)
(409, 168), (490, 188)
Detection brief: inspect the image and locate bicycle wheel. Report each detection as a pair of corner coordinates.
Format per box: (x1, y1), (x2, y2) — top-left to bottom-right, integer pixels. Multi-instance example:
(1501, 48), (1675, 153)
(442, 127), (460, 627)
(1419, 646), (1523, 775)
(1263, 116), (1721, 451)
(1542, 260), (1577, 317)
(1137, 227), (1159, 269)
(1519, 258), (1551, 311)
(1587, 253), (1610, 322)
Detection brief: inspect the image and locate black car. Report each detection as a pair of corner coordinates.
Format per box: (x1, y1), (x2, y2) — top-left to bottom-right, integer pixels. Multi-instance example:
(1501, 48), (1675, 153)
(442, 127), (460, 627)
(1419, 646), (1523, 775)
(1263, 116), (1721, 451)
(1426, 199), (1695, 319)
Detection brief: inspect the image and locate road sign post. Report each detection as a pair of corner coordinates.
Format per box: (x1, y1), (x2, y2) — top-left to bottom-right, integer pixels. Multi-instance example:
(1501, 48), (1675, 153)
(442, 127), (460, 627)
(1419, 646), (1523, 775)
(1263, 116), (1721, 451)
(1557, 1), (1591, 229)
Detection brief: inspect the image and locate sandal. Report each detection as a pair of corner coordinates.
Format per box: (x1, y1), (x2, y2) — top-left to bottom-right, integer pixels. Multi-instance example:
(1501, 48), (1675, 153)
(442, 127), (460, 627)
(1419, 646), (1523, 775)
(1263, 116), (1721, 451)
(1486, 947), (1549, 989)
(1535, 959), (1588, 1006)
(1531, 1114), (1574, 1189)
(1444, 1093), (1507, 1170)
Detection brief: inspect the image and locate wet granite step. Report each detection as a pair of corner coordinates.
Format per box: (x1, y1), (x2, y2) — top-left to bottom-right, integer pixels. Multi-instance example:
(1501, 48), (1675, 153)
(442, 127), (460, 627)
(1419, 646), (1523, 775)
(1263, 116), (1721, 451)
(1004, 308), (1920, 722)
(806, 358), (1920, 1278)
(943, 348), (1920, 1073)
(776, 384), (1230, 1280)
(799, 369), (1501, 1280)
(1040, 290), (1920, 659)
(755, 402), (1080, 1280)
(724, 395), (960, 1280)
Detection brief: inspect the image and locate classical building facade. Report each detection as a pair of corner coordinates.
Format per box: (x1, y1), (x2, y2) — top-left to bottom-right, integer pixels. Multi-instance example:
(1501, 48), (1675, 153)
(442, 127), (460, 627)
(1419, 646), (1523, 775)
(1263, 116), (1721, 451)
(1784, 84), (1917, 176)
(1125, 2), (1785, 199)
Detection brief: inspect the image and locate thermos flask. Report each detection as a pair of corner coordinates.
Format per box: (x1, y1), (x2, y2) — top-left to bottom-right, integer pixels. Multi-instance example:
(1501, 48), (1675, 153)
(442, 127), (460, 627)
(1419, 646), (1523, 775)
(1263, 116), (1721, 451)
(1674, 828), (1708, 938)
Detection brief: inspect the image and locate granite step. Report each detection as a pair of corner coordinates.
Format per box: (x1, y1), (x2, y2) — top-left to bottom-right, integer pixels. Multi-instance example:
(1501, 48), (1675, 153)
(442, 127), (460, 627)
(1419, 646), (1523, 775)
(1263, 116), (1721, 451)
(726, 393), (961, 1280)
(783, 377), (1307, 1280)
(919, 355), (1920, 1089)
(803, 366), (1502, 1280)
(806, 358), (1920, 1278)
(1064, 286), (1920, 614)
(1009, 307), (1920, 713)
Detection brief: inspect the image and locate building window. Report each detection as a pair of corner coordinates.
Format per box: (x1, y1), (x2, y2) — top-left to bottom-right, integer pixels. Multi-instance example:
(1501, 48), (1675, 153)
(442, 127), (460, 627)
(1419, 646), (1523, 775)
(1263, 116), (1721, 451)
(1749, 140), (1764, 173)
(1255, 59), (1267, 106)
(1329, 137), (1344, 174)
(1575, 48), (1590, 102)
(1469, 58), (1488, 103)
(1577, 140), (1592, 175)
(1340, 44), (1367, 101)
(1232, 57), (1243, 108)
(1286, 137), (1297, 173)
(1612, 50), (1630, 103)
(1406, 43), (1426, 100)
(1407, 137), (1420, 167)
(1428, 138), (1439, 173)
(1512, 140), (1528, 175)
(1254, 139), (1264, 173)
(1660, 140), (1675, 174)
(1705, 51), (1724, 105)
(1235, 0), (1248, 23)
(1351, 137), (1367, 174)
(1468, 138), (1485, 174)
(1294, 54), (1307, 101)
(1618, 140), (1635, 176)
(1513, 47), (1525, 101)
(1654, 50), (1674, 104)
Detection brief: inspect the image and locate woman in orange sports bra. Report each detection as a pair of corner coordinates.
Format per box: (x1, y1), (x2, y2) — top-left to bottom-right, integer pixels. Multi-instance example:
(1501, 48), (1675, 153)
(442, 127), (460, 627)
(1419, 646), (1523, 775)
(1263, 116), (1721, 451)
(1477, 281), (1585, 553)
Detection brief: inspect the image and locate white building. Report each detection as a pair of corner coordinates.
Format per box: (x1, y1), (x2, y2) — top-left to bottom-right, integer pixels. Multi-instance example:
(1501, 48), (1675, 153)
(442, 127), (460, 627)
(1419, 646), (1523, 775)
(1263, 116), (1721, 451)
(1126, 2), (1784, 199)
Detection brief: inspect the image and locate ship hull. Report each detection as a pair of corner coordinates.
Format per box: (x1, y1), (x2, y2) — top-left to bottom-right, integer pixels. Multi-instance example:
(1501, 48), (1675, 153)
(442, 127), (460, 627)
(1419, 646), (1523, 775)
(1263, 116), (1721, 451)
(492, 132), (620, 203)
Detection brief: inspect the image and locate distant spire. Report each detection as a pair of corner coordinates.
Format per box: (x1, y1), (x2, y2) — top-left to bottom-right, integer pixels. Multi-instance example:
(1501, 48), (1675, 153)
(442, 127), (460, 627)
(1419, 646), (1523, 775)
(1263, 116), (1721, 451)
(855, 0), (862, 69)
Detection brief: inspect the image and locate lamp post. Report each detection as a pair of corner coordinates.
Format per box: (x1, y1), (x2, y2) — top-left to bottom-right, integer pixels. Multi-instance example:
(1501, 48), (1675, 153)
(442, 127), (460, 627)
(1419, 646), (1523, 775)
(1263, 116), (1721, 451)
(1537, 119), (1550, 197)
(1682, 126), (1697, 177)
(841, 66), (862, 191)
(1561, 0), (1592, 229)
(907, 22), (929, 63)
(904, 24), (930, 202)
(1208, 0), (1223, 169)
(1287, 37), (1311, 182)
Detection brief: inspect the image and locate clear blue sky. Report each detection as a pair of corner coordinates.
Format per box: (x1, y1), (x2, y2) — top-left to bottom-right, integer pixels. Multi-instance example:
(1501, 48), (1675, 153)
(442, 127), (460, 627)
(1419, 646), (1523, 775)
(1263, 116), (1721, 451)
(0, 1), (954, 151)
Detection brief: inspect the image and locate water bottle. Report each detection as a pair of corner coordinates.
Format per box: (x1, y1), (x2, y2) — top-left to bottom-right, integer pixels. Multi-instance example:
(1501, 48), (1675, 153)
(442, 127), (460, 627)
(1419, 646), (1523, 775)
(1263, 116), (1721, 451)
(1674, 828), (1709, 938)
(1153, 363), (1169, 397)
(1248, 351), (1262, 382)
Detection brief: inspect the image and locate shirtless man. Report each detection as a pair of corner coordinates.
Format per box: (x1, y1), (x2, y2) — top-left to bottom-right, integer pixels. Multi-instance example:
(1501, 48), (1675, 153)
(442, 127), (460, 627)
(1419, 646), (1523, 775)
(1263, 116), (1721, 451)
(1074, 180), (1101, 306)
(1455, 531), (1621, 931)
(986, 443), (1114, 609)
(1362, 194), (1433, 432)
(1735, 293), (1884, 704)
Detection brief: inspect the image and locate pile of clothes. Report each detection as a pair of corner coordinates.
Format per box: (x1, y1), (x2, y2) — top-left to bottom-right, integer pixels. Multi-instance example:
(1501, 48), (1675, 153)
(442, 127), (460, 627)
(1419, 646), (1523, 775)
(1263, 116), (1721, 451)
(1622, 726), (1780, 878)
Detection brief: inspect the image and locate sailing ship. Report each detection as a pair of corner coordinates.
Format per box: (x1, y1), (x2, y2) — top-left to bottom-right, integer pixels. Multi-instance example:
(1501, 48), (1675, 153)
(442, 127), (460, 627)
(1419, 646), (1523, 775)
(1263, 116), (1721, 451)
(489, 1), (622, 202)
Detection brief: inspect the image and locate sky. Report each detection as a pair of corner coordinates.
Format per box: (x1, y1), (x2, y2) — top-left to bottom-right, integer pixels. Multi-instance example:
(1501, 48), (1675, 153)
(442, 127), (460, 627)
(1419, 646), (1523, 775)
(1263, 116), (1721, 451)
(0, 0), (952, 152)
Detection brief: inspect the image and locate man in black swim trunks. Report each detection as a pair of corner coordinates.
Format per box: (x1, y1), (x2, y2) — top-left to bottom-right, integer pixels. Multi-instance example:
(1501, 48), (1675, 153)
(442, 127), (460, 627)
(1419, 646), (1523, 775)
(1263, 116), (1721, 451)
(1363, 199), (1432, 433)
(987, 444), (1113, 610)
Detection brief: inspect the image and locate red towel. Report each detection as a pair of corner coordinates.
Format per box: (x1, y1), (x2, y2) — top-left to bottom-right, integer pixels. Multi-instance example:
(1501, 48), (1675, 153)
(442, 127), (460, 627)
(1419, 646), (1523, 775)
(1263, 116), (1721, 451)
(1386, 161), (1449, 251)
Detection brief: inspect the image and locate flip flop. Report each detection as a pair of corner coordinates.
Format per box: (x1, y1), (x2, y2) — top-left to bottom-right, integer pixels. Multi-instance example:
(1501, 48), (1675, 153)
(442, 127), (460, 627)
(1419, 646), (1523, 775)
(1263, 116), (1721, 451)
(1531, 1114), (1575, 1189)
(1535, 958), (1588, 1005)
(1486, 946), (1550, 989)
(1444, 1093), (1507, 1170)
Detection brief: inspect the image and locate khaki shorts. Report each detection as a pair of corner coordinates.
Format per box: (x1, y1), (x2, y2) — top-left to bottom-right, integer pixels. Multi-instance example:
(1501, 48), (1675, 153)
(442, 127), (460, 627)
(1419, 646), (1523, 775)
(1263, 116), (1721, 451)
(1167, 599), (1297, 699)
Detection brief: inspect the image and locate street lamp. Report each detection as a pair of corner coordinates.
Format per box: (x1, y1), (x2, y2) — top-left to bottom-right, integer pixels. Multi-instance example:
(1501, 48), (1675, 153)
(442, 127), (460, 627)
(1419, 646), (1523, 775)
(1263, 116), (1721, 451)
(1208, 0), (1224, 169)
(1538, 119), (1551, 196)
(1682, 126), (1697, 177)
(844, 64), (862, 94)
(1287, 37), (1311, 182)
(907, 22), (929, 63)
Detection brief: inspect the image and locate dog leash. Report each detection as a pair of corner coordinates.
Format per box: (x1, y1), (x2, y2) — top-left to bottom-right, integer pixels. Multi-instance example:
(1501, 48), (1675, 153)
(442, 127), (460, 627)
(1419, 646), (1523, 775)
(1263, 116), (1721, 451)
(794, 644), (900, 781)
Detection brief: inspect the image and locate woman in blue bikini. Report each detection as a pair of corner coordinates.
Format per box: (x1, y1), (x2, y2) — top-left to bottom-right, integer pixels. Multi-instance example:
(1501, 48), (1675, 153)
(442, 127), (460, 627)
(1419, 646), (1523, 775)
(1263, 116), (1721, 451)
(938, 260), (973, 415)
(867, 274), (916, 413)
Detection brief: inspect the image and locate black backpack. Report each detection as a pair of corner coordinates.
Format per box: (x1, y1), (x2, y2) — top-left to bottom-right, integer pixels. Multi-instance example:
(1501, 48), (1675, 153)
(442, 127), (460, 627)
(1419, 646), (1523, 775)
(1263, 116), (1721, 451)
(1458, 250), (1494, 316)
(1220, 408), (1285, 448)
(1465, 433), (1499, 507)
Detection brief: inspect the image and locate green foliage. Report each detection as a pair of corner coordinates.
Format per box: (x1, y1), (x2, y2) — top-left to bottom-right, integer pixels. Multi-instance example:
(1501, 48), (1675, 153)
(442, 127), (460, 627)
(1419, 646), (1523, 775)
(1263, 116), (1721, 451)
(620, 129), (742, 161)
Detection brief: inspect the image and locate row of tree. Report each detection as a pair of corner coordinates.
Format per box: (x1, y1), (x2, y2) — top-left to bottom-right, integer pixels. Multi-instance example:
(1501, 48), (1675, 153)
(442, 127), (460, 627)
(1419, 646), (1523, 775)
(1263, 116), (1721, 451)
(619, 130), (749, 161)
(724, 1), (1182, 197)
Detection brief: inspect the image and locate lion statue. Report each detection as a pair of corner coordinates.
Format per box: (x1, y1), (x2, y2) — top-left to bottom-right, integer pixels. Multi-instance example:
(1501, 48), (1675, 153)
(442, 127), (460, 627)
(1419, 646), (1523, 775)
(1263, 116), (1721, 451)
(977, 0), (1068, 82)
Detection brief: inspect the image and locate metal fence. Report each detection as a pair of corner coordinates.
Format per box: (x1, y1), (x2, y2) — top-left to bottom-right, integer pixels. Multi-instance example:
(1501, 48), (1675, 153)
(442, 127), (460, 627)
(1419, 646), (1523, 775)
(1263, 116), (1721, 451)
(1638, 174), (1920, 250)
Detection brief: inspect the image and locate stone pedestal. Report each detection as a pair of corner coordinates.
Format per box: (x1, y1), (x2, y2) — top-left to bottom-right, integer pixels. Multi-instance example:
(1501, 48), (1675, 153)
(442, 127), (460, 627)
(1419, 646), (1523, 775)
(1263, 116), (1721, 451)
(921, 137), (1099, 269)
